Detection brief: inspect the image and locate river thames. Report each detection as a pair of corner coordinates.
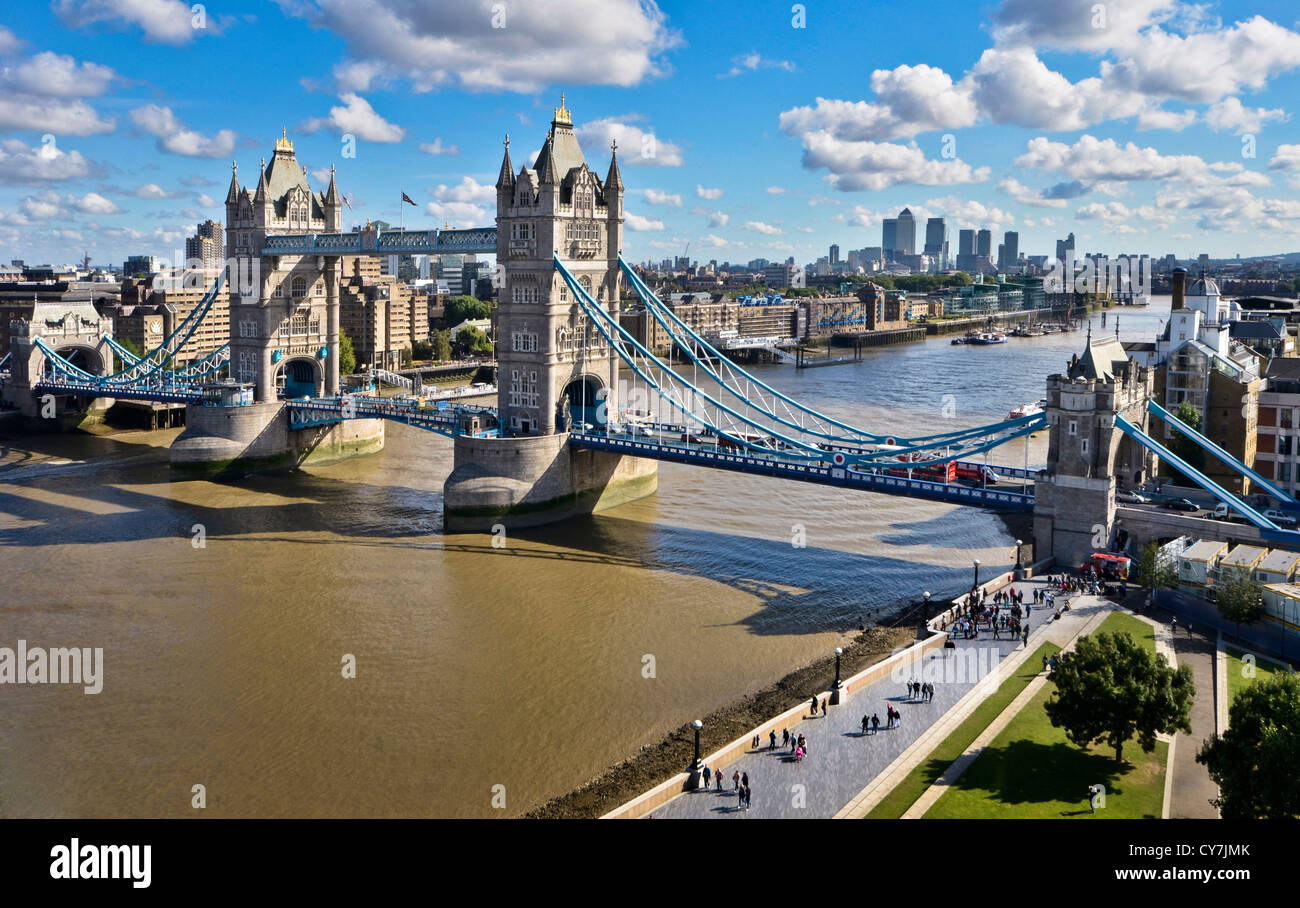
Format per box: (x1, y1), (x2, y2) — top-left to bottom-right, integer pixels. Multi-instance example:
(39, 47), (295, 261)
(0, 300), (1170, 817)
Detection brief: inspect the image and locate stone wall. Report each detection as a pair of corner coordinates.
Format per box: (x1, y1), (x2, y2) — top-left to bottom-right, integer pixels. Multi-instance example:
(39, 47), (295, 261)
(443, 432), (658, 531)
(170, 401), (384, 475)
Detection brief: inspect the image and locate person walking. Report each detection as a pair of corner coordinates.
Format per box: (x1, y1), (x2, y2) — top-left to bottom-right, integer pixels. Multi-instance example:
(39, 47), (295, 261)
(862, 714), (870, 735)
(741, 772), (749, 789)
(745, 785), (752, 811)
(769, 730), (777, 750)
(871, 713), (880, 734)
(715, 767), (723, 791)
(782, 728), (790, 749)
(703, 766), (712, 789)
(820, 698), (828, 717)
(733, 770), (740, 791)
(809, 695), (818, 718)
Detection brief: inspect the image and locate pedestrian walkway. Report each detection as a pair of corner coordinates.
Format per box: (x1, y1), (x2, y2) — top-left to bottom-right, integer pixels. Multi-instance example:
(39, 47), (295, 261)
(650, 581), (1058, 819)
(1167, 626), (1220, 818)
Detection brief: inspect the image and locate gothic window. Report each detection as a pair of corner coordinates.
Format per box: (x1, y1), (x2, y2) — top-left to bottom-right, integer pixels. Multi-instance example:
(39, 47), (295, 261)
(238, 320), (256, 338)
(579, 276), (592, 298)
(237, 350), (257, 383)
(289, 310), (309, 335)
(292, 276), (307, 299)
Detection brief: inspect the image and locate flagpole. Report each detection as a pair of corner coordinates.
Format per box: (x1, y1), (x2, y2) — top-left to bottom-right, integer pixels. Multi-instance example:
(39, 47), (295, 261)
(400, 192), (404, 231)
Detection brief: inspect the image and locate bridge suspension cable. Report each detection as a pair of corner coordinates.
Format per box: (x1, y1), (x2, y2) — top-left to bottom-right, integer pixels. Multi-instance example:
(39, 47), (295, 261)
(618, 256), (1035, 451)
(559, 257), (1040, 468)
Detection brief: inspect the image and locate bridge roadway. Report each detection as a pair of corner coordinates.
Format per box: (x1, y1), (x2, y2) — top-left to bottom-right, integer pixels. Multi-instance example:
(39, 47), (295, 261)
(261, 226), (496, 257)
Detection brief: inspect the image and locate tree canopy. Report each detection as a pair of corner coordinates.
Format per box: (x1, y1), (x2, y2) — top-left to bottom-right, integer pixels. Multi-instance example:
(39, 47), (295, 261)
(338, 328), (356, 376)
(1214, 569), (1265, 637)
(1045, 630), (1195, 762)
(1197, 672), (1300, 819)
(1166, 400), (1207, 474)
(445, 295), (491, 325)
(1132, 540), (1177, 602)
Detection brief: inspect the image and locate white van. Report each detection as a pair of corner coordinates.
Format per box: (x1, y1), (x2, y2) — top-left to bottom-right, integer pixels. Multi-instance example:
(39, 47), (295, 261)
(1263, 508), (1299, 528)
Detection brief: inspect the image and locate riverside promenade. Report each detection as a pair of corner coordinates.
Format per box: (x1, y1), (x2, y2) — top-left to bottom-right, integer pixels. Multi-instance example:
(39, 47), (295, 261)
(650, 578), (1067, 819)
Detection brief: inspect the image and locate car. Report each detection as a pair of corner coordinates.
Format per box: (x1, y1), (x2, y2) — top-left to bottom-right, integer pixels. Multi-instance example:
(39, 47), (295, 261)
(1164, 497), (1200, 512)
(1116, 490), (1149, 504)
(1263, 508), (1299, 528)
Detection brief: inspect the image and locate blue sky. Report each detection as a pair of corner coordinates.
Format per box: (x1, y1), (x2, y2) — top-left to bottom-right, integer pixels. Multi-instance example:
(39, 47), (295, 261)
(3, 0), (1300, 267)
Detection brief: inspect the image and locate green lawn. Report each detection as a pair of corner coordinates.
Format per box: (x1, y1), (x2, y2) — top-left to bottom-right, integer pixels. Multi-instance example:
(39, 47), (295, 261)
(865, 642), (1060, 819)
(923, 609), (1168, 819)
(1225, 647), (1289, 701)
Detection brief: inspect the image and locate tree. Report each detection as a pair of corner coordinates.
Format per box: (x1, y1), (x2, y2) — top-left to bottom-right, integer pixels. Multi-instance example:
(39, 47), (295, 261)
(453, 326), (492, 357)
(112, 337), (143, 372)
(431, 329), (452, 362)
(1197, 673), (1300, 818)
(444, 295), (490, 326)
(411, 340), (433, 361)
(1214, 568), (1265, 637)
(1132, 540), (1176, 608)
(1045, 630), (1195, 762)
(338, 328), (356, 376)
(1167, 400), (1206, 475)
(399, 346), (413, 368)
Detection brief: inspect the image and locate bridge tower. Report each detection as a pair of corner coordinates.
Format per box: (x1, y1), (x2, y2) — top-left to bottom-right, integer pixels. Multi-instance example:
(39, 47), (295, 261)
(1033, 332), (1156, 567)
(4, 298), (114, 426)
(224, 129), (343, 403)
(443, 98), (658, 529)
(494, 95), (623, 435)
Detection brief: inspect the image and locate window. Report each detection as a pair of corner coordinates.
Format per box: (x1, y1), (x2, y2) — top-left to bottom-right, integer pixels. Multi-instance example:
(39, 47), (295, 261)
(1280, 436), (1293, 456)
(1283, 409), (1294, 430)
(1281, 462), (1292, 483)
(237, 350), (257, 383)
(238, 320), (256, 338)
(292, 276), (307, 299)
(511, 331), (537, 353)
(289, 310), (310, 335)
(1068, 420), (1078, 436)
(1081, 437), (1089, 455)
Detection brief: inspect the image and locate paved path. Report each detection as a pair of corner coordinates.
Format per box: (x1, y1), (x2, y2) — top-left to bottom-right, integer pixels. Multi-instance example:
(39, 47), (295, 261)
(650, 580), (1060, 819)
(1167, 627), (1220, 818)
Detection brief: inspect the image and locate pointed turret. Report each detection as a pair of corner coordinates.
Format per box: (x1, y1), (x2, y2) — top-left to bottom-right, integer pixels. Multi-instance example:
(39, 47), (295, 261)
(604, 140), (623, 194)
(496, 135), (515, 191)
(324, 163), (340, 204)
(225, 160), (240, 204)
(536, 135), (559, 185)
(254, 157), (268, 201)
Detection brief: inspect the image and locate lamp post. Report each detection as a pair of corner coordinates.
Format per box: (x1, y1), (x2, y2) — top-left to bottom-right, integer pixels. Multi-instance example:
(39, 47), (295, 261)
(1015, 539), (1025, 580)
(972, 558), (981, 593)
(831, 647), (844, 705)
(687, 719), (704, 790)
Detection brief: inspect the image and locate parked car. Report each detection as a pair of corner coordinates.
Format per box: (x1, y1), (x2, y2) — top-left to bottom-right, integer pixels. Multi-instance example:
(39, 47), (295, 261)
(1116, 490), (1149, 504)
(1263, 508), (1299, 528)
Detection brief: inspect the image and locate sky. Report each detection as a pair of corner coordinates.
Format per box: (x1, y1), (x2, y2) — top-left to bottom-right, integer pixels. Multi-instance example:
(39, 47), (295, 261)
(3, 0), (1300, 268)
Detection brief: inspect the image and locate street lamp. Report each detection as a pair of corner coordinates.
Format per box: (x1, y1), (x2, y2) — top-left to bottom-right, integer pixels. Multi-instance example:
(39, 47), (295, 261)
(972, 558), (981, 592)
(1015, 539), (1025, 580)
(688, 719), (704, 790)
(1015, 539), (1023, 568)
(831, 647), (844, 705)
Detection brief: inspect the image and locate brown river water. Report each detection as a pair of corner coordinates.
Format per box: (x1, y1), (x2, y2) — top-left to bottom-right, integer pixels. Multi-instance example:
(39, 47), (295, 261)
(0, 302), (1170, 817)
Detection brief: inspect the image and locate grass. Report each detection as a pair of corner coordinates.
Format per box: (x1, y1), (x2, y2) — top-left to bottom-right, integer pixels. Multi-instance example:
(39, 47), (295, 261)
(1225, 646), (1289, 702)
(865, 642), (1060, 819)
(922, 608), (1168, 819)
(923, 684), (1168, 818)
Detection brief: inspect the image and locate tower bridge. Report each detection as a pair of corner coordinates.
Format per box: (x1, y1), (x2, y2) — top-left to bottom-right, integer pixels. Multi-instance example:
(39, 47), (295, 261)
(11, 99), (1300, 559)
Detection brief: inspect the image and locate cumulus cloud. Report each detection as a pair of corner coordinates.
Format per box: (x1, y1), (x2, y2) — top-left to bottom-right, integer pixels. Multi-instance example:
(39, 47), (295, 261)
(0, 138), (98, 184)
(74, 192), (121, 215)
(743, 221), (782, 235)
(53, 0), (217, 44)
(424, 201), (488, 227)
(418, 138), (459, 156)
(721, 51), (795, 78)
(430, 176), (494, 204)
(696, 185), (722, 200)
(130, 104), (236, 157)
(299, 93), (405, 143)
(997, 177), (1069, 208)
(1204, 97), (1288, 135)
(779, 64), (977, 141)
(132, 183), (178, 199)
(1268, 144), (1300, 171)
(575, 116), (683, 166)
(625, 212), (664, 231)
(273, 0), (681, 93)
(799, 132), (989, 191)
(642, 189), (682, 206)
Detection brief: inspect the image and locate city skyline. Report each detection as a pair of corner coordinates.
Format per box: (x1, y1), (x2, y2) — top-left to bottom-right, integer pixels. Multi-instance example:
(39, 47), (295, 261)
(3, 0), (1300, 267)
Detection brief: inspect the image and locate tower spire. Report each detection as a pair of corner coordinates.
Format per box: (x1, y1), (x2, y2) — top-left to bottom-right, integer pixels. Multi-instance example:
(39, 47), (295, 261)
(605, 138), (623, 193)
(496, 133), (515, 190)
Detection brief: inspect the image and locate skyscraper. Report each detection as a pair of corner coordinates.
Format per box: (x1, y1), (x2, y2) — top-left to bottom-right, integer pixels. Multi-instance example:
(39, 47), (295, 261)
(829, 243), (840, 265)
(185, 219), (224, 271)
(924, 217), (948, 269)
(1000, 231), (1019, 270)
(1056, 232), (1076, 263)
(958, 229), (975, 256)
(896, 208), (916, 256)
(882, 218), (898, 259)
(976, 229), (992, 258)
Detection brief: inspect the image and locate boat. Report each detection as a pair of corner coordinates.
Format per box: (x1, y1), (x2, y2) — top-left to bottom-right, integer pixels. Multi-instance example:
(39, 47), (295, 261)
(968, 330), (1008, 345)
(1008, 401), (1043, 420)
(951, 336), (966, 345)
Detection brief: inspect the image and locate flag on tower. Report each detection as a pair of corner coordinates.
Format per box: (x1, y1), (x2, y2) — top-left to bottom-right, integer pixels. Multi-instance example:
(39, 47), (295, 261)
(401, 191), (416, 206)
(341, 193), (353, 210)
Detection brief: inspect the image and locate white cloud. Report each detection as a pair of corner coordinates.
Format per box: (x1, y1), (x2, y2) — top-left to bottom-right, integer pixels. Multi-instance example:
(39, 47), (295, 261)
(431, 176), (494, 204)
(765, 186), (788, 195)
(0, 25), (22, 54)
(1205, 97), (1288, 135)
(130, 104), (236, 157)
(997, 177), (1069, 208)
(1268, 144), (1300, 171)
(20, 191), (62, 220)
(925, 195), (1016, 234)
(299, 93), (405, 143)
(575, 116), (683, 166)
(132, 183), (175, 199)
(424, 201), (488, 227)
(721, 51), (795, 78)
(743, 221), (782, 235)
(274, 0), (681, 93)
(53, 0), (207, 45)
(779, 64), (977, 141)
(1136, 107), (1197, 131)
(691, 206), (729, 227)
(696, 184), (722, 200)
(990, 0), (1175, 52)
(799, 132), (989, 191)
(1015, 135), (1228, 185)
(0, 95), (114, 136)
(0, 51), (116, 97)
(625, 212), (664, 231)
(699, 234), (729, 248)
(643, 189), (682, 206)
(74, 192), (120, 215)
(418, 138), (459, 156)
(0, 138), (97, 184)
(196, 193), (217, 207)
